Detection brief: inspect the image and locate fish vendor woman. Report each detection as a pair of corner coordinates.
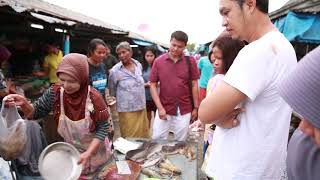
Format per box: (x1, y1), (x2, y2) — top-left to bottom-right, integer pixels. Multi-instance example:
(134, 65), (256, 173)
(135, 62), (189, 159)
(4, 53), (111, 179)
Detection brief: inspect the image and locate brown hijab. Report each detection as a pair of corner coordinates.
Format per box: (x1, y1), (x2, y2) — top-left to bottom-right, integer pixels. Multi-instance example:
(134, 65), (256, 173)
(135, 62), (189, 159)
(53, 53), (108, 128)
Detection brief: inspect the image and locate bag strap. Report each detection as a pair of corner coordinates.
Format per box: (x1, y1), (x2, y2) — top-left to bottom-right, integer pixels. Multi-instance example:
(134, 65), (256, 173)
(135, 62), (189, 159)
(185, 56), (194, 109)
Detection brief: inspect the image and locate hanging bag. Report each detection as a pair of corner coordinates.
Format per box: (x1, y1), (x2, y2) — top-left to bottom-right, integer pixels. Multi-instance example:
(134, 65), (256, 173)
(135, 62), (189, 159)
(0, 97), (27, 161)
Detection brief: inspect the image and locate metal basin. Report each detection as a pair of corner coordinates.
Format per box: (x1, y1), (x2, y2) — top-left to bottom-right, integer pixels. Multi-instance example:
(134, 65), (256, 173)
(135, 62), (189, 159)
(38, 142), (82, 180)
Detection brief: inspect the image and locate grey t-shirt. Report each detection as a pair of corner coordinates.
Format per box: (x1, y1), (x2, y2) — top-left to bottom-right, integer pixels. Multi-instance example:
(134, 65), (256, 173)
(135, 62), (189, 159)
(287, 129), (320, 180)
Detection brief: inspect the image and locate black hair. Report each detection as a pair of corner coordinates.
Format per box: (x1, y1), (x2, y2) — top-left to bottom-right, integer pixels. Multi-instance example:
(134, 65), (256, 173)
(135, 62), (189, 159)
(235, 0), (268, 14)
(105, 43), (112, 50)
(212, 34), (245, 73)
(142, 46), (158, 71)
(208, 50), (214, 63)
(45, 40), (60, 48)
(170, 31), (188, 45)
(199, 50), (207, 56)
(87, 38), (107, 57)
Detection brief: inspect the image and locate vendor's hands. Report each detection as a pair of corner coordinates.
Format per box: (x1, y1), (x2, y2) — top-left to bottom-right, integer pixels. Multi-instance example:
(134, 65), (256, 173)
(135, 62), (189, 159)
(216, 108), (245, 129)
(158, 108), (167, 120)
(3, 94), (27, 108)
(78, 150), (91, 167)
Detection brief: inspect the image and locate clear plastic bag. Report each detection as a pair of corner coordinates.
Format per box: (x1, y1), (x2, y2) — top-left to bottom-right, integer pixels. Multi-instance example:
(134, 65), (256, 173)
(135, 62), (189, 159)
(0, 99), (27, 161)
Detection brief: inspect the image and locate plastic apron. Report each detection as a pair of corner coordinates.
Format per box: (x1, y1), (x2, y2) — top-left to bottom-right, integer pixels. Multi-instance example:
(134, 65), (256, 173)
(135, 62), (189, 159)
(57, 86), (110, 178)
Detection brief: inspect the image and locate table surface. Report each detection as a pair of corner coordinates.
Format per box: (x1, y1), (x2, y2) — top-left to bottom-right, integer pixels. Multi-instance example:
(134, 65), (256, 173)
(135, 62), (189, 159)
(111, 139), (198, 180)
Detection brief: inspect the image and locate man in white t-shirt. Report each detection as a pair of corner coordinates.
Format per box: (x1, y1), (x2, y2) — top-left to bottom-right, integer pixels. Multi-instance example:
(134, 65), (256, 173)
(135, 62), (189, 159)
(199, 0), (297, 179)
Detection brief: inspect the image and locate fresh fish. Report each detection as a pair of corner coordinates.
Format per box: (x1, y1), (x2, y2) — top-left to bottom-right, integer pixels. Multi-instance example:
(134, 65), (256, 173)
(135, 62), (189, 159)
(161, 142), (187, 155)
(126, 142), (162, 163)
(146, 143), (163, 158)
(159, 159), (181, 175)
(161, 142), (196, 161)
(141, 153), (164, 168)
(125, 148), (147, 163)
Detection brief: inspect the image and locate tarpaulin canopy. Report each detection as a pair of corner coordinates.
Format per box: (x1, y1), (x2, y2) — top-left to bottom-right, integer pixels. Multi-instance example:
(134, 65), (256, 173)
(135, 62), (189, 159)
(274, 11), (320, 44)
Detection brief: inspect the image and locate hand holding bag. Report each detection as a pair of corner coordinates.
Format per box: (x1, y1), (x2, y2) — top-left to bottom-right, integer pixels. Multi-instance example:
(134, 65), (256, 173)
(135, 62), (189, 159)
(0, 97), (27, 161)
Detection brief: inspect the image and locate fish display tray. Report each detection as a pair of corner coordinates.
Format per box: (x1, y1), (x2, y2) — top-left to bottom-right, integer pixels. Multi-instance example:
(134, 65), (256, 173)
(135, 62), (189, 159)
(129, 139), (198, 180)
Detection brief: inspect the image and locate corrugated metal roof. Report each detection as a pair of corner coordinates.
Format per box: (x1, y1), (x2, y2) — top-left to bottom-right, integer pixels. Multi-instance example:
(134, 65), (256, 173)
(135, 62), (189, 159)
(0, 0), (169, 47)
(30, 12), (76, 26)
(270, 0), (320, 20)
(0, 0), (128, 33)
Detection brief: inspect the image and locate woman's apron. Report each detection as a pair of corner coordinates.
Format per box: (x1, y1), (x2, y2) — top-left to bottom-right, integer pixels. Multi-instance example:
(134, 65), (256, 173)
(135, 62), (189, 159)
(57, 87), (110, 179)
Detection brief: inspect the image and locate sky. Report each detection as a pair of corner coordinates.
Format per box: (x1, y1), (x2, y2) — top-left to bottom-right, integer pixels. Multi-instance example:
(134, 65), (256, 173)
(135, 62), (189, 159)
(44, 0), (289, 45)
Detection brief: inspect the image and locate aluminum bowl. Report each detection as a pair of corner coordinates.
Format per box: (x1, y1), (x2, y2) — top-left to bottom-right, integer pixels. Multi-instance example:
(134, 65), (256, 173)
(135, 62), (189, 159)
(38, 142), (82, 180)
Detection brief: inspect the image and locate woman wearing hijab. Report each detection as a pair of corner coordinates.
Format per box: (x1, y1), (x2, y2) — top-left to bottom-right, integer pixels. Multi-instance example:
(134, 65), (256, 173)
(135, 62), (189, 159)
(109, 41), (150, 138)
(4, 53), (110, 179)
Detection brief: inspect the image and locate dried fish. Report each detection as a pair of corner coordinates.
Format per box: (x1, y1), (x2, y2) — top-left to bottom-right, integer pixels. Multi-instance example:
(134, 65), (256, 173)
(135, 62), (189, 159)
(159, 167), (173, 176)
(185, 146), (196, 161)
(159, 159), (181, 175)
(141, 167), (163, 179)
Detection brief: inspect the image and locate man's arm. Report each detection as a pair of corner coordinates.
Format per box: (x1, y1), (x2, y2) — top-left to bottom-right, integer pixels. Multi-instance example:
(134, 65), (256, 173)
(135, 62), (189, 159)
(199, 81), (247, 124)
(108, 71), (116, 97)
(150, 82), (167, 120)
(191, 79), (199, 120)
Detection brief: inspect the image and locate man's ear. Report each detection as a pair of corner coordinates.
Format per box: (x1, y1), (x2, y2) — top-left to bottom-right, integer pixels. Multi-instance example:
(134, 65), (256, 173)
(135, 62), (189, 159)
(245, 0), (256, 14)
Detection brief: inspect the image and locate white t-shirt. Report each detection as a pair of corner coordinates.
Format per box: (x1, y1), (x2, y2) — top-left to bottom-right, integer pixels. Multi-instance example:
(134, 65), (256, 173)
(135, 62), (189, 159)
(206, 31), (297, 180)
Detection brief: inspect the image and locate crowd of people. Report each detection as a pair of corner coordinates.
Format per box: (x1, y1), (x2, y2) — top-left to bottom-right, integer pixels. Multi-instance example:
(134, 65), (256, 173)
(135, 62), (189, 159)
(1, 0), (319, 179)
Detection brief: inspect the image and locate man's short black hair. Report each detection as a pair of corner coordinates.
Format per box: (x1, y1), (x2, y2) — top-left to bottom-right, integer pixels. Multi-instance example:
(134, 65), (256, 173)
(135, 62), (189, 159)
(235, 0), (268, 14)
(170, 31), (188, 45)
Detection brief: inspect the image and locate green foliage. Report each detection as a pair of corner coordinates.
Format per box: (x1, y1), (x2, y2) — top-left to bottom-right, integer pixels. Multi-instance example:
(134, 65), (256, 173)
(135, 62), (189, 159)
(186, 43), (196, 53)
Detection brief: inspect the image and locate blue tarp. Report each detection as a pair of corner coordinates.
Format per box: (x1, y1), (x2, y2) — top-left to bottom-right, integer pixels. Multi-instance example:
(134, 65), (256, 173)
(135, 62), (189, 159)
(132, 39), (154, 46)
(274, 11), (320, 44)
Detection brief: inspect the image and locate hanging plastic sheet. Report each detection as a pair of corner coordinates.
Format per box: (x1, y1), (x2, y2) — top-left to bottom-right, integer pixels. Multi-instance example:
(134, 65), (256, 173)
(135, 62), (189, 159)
(274, 11), (320, 44)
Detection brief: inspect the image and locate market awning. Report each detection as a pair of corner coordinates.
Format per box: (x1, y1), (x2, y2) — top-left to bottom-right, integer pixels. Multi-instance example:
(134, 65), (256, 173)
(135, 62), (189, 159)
(30, 12), (76, 26)
(128, 31), (169, 48)
(274, 11), (320, 43)
(0, 0), (128, 34)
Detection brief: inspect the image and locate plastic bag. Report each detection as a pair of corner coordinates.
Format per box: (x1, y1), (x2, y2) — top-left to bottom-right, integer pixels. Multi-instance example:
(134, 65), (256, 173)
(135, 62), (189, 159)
(0, 158), (13, 180)
(0, 98), (27, 161)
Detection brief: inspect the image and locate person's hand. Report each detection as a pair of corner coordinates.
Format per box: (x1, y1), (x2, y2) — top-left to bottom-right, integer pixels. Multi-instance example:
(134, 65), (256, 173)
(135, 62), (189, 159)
(191, 108), (198, 123)
(158, 108), (167, 120)
(216, 108), (245, 129)
(189, 119), (204, 131)
(299, 119), (320, 146)
(32, 71), (46, 77)
(78, 150), (91, 166)
(144, 81), (151, 88)
(3, 94), (27, 108)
